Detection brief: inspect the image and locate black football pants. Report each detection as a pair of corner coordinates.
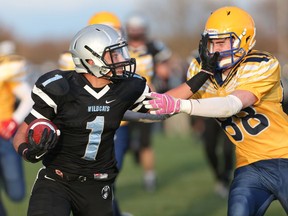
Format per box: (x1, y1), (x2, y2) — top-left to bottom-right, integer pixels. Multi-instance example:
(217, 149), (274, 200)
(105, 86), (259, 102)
(27, 168), (114, 216)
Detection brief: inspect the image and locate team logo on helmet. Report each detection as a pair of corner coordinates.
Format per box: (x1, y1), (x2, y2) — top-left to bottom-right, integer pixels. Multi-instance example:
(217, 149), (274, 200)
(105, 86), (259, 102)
(101, 185), (111, 199)
(204, 29), (218, 35)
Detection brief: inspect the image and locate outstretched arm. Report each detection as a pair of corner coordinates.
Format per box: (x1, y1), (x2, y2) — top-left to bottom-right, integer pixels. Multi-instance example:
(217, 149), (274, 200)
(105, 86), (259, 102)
(123, 110), (170, 123)
(144, 90), (257, 118)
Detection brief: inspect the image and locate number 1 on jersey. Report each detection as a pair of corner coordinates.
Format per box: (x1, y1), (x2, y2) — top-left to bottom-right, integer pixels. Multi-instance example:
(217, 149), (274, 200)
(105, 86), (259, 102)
(82, 116), (104, 161)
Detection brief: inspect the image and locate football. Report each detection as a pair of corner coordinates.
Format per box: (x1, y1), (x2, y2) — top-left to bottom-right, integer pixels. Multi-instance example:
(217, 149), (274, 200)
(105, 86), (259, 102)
(26, 118), (60, 144)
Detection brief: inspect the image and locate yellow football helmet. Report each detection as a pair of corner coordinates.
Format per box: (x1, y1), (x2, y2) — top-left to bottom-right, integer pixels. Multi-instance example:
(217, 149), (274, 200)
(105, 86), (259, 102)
(88, 11), (121, 30)
(204, 6), (256, 70)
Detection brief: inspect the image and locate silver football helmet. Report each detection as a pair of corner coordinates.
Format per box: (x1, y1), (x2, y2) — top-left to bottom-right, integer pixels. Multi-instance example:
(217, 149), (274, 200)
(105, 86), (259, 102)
(69, 24), (136, 80)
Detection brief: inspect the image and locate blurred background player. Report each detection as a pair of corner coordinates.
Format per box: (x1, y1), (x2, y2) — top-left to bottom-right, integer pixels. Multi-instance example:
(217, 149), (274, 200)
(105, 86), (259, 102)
(125, 13), (172, 192)
(88, 11), (122, 35)
(0, 40), (33, 215)
(281, 63), (288, 114)
(58, 51), (74, 71)
(58, 11), (133, 216)
(201, 118), (234, 198)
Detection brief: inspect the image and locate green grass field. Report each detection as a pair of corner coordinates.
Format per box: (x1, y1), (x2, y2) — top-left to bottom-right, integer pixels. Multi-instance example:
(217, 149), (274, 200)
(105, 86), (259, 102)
(2, 131), (286, 216)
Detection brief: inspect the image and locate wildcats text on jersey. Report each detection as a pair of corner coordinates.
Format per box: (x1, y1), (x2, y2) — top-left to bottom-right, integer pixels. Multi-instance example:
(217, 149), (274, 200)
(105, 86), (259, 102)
(88, 105), (110, 112)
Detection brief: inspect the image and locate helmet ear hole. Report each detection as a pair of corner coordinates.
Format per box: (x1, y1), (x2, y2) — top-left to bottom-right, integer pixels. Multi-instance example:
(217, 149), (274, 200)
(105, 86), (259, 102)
(246, 36), (251, 43)
(85, 59), (94, 65)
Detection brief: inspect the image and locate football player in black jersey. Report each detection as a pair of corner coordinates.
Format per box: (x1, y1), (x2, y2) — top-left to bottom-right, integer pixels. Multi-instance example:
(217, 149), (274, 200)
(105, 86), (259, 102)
(13, 23), (210, 216)
(13, 24), (152, 216)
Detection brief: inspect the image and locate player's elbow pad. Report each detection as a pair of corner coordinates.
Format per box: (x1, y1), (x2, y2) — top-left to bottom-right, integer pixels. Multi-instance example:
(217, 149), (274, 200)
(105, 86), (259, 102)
(217, 95), (243, 117)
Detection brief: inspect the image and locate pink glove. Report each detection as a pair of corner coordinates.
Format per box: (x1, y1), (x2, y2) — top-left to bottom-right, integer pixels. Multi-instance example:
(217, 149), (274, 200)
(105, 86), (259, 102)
(0, 119), (18, 140)
(144, 92), (181, 115)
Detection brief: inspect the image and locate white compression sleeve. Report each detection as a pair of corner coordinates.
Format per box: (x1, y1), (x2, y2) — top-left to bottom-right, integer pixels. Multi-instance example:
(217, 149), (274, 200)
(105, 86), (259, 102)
(180, 95), (243, 118)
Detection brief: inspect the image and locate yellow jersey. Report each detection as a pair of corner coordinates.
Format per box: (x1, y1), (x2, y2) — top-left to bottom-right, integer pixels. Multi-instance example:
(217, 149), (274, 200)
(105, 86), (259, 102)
(118, 46), (154, 126)
(128, 46), (154, 85)
(187, 50), (288, 168)
(0, 55), (28, 121)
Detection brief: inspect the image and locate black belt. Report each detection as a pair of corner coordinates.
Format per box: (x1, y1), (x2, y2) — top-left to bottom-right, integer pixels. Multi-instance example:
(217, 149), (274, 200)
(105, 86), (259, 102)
(45, 168), (109, 182)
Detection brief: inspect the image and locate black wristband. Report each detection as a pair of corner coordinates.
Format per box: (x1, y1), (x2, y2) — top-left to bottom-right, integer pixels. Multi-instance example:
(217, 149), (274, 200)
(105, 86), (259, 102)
(186, 72), (210, 93)
(17, 142), (28, 157)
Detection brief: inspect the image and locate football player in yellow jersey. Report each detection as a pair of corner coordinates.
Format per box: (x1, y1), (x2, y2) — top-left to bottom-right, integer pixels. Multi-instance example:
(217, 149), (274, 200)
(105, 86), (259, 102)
(0, 40), (33, 215)
(144, 6), (288, 216)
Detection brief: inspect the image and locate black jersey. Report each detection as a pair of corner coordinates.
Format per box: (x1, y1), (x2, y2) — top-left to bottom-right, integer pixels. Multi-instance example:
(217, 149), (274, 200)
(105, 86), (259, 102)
(25, 70), (149, 176)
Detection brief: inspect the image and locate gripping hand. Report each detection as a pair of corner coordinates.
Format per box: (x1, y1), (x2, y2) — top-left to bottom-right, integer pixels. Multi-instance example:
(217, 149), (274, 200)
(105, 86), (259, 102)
(143, 92), (181, 115)
(199, 34), (220, 74)
(24, 128), (58, 163)
(0, 119), (18, 140)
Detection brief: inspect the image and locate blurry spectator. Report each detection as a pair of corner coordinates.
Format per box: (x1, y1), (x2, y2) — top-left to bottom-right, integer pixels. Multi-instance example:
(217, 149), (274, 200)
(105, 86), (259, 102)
(125, 13), (172, 192)
(0, 40), (33, 215)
